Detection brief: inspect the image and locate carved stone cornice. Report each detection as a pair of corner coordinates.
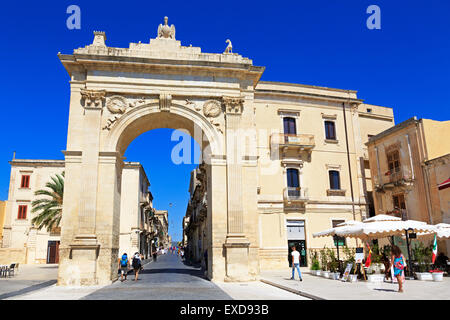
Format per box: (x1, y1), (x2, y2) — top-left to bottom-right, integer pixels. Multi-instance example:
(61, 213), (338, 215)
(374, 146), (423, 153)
(222, 96), (244, 115)
(80, 89), (106, 109)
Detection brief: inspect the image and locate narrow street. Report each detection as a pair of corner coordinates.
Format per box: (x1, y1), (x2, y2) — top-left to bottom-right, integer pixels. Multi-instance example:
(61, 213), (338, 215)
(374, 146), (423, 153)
(82, 253), (232, 300)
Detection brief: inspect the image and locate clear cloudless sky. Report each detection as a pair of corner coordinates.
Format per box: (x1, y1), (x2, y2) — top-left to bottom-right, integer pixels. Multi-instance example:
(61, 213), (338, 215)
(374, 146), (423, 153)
(0, 1), (449, 241)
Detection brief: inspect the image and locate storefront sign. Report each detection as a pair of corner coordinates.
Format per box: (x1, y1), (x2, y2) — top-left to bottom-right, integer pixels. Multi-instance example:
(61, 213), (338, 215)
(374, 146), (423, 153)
(355, 247), (364, 263)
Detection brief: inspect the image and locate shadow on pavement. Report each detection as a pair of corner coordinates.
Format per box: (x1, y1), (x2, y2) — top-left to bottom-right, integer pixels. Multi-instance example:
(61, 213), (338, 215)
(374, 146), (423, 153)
(373, 288), (398, 292)
(140, 267), (207, 279)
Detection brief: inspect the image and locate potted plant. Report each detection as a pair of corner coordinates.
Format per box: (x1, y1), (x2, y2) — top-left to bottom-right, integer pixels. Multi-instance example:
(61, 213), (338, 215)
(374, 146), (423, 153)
(309, 251), (321, 276)
(319, 247), (329, 278)
(366, 244), (385, 282)
(367, 244), (385, 275)
(327, 248), (340, 280)
(430, 269), (444, 282)
(413, 242), (432, 281)
(342, 246), (357, 282)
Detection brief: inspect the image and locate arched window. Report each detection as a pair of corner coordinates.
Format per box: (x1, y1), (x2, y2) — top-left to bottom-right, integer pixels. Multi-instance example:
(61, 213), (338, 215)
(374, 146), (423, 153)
(329, 170), (341, 190)
(324, 121), (336, 140)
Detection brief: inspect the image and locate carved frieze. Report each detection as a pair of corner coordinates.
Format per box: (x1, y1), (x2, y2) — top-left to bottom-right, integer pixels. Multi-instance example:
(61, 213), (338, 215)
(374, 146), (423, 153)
(222, 96), (244, 114)
(185, 99), (201, 112)
(203, 100), (222, 118)
(80, 89), (106, 108)
(102, 95), (149, 130)
(106, 95), (128, 114)
(102, 115), (121, 131)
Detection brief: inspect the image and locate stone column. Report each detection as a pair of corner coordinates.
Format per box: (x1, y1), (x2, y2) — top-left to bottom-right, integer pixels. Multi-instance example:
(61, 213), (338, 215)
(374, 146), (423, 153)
(222, 96), (252, 281)
(58, 89), (105, 286)
(95, 151), (123, 285)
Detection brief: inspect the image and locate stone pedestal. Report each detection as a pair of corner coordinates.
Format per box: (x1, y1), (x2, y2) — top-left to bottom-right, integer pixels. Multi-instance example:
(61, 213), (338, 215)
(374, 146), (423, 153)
(69, 235), (100, 285)
(223, 235), (254, 282)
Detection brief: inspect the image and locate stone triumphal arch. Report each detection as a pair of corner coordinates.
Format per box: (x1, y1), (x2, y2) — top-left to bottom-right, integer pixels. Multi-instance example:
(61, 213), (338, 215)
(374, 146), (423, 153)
(57, 18), (263, 285)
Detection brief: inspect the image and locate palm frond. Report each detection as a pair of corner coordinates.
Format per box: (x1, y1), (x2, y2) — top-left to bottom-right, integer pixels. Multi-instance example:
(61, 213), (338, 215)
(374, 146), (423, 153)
(31, 172), (64, 230)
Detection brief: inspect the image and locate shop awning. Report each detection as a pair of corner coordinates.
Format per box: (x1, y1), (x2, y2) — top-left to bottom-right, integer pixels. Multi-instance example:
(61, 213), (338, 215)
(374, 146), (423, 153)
(438, 178), (450, 190)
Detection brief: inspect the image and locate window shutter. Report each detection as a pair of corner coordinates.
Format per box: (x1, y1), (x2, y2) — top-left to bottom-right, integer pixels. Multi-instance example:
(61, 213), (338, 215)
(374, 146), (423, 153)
(18, 205), (27, 219)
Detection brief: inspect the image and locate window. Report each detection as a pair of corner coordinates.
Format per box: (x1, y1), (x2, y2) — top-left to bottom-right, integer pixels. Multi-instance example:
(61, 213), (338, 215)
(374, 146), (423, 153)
(286, 168), (300, 197)
(387, 150), (400, 173)
(283, 117), (297, 135)
(329, 170), (341, 190)
(324, 121), (336, 140)
(332, 220), (346, 246)
(366, 108), (372, 113)
(20, 175), (30, 188)
(393, 194), (406, 210)
(17, 205), (27, 219)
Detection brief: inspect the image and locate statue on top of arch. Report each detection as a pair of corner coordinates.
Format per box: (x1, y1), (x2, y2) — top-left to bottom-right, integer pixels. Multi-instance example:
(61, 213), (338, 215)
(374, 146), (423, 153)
(157, 16), (176, 40)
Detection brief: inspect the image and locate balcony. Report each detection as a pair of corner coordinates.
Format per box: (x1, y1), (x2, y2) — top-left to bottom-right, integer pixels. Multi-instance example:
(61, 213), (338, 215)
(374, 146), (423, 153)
(271, 133), (315, 157)
(374, 166), (414, 192)
(283, 187), (309, 210)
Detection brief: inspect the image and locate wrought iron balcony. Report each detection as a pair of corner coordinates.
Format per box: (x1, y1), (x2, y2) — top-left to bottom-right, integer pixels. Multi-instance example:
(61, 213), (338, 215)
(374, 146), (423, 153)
(374, 165), (414, 192)
(271, 133), (315, 155)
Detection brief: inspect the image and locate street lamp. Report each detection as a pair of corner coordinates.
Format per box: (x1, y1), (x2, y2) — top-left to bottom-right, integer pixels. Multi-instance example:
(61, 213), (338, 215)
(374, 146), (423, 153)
(400, 208), (415, 279)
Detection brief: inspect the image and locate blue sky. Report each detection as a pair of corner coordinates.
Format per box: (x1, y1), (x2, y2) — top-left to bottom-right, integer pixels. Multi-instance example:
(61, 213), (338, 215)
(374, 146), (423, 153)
(0, 1), (449, 241)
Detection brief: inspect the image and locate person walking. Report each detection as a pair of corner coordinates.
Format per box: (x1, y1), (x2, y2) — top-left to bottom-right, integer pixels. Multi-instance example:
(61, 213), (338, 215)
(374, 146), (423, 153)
(132, 252), (142, 281)
(390, 245), (406, 293)
(152, 245), (158, 262)
(290, 245), (303, 281)
(118, 253), (129, 282)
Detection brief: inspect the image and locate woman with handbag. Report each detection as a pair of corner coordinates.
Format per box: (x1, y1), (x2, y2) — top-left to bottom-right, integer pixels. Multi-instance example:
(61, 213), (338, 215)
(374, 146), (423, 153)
(390, 245), (407, 293)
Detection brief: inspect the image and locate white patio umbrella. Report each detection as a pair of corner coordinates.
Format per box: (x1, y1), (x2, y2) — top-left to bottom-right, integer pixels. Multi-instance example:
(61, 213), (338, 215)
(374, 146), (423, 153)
(363, 214), (402, 222)
(312, 220), (363, 238)
(341, 220), (436, 240)
(415, 223), (450, 239)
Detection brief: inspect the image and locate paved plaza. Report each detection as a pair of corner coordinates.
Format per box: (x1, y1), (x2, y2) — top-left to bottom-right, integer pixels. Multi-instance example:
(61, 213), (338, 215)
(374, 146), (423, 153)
(3, 257), (449, 300)
(260, 270), (450, 300)
(4, 254), (306, 300)
(0, 264), (58, 299)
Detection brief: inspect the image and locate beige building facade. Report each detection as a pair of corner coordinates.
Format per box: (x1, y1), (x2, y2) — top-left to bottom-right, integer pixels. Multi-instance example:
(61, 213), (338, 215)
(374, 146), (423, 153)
(1, 159), (65, 265)
(154, 210), (169, 249)
(185, 164), (208, 264)
(367, 117), (450, 254)
(0, 200), (6, 245)
(1, 159), (156, 264)
(54, 17), (397, 285)
(118, 162), (155, 259)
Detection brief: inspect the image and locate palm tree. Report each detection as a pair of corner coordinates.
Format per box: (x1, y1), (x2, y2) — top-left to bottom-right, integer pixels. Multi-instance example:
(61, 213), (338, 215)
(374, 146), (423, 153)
(31, 172), (64, 231)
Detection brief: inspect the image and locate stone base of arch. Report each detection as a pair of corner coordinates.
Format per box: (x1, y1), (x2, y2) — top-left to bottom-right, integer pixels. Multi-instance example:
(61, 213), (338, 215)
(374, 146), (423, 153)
(223, 236), (256, 282)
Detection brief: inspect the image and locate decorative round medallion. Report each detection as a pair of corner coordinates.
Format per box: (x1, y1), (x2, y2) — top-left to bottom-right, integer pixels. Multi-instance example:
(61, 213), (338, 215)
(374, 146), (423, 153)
(106, 96), (127, 114)
(203, 100), (221, 118)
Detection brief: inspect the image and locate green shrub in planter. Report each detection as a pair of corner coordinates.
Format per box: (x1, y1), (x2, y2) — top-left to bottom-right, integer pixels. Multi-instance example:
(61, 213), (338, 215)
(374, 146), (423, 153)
(413, 242), (432, 273)
(309, 251), (320, 271)
(327, 248), (339, 273)
(319, 247), (329, 271)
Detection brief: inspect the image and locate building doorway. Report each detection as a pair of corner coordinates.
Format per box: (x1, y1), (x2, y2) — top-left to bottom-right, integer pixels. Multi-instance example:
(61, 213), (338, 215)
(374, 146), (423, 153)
(47, 241), (60, 264)
(286, 220), (307, 267)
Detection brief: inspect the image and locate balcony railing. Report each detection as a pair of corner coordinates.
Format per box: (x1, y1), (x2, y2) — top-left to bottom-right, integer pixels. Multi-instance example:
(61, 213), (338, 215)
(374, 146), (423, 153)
(374, 165), (414, 191)
(283, 187), (309, 202)
(271, 133), (315, 152)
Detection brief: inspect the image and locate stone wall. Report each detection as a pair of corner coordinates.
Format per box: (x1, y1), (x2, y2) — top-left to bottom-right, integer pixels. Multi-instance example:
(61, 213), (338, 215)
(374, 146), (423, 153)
(0, 248), (26, 264)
